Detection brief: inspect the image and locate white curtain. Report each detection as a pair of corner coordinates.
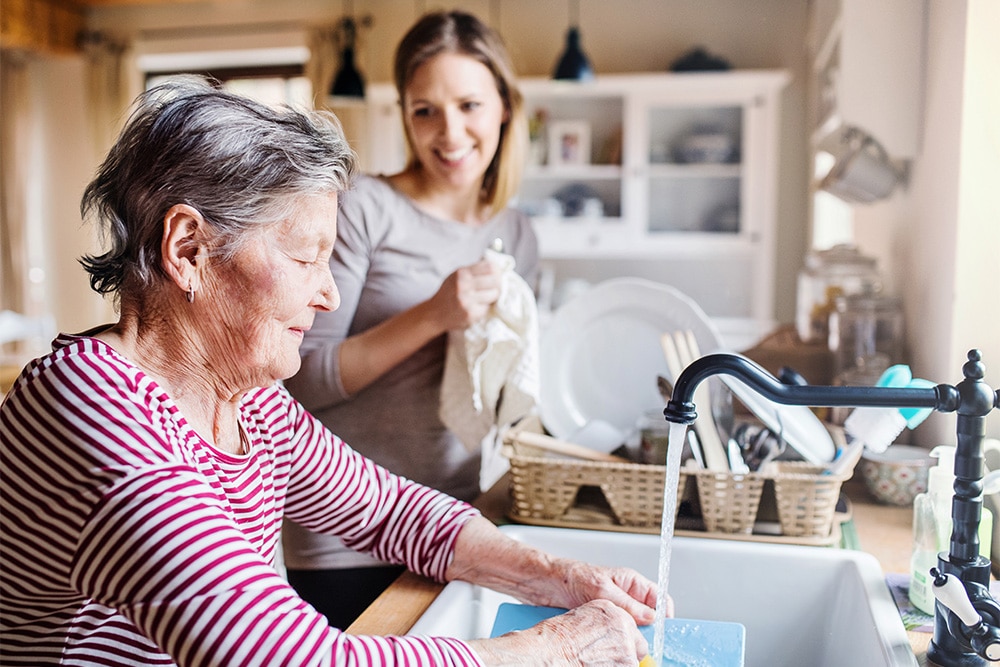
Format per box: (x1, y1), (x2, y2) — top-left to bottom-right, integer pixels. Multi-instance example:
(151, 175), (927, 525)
(0, 52), (31, 322)
(81, 32), (135, 325)
(82, 32), (136, 170)
(306, 26), (338, 109)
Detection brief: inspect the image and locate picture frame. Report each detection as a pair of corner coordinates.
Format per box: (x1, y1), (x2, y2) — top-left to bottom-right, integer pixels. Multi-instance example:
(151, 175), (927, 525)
(547, 120), (591, 166)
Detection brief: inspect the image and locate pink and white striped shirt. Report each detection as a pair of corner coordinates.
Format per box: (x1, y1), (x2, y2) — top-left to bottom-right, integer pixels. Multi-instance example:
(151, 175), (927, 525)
(0, 334), (484, 666)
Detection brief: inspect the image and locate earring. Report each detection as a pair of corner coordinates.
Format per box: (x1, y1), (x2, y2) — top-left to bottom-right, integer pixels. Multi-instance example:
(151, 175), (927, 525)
(186, 283), (195, 304)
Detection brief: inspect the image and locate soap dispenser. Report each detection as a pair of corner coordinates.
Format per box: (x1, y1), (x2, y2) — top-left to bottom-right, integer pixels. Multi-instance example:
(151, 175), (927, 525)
(910, 445), (994, 615)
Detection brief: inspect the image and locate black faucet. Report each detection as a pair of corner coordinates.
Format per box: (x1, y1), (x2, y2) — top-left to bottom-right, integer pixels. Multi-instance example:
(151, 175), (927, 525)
(663, 349), (1000, 667)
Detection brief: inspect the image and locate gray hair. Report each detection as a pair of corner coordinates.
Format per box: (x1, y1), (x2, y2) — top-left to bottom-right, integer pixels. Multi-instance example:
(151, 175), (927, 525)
(80, 75), (357, 300)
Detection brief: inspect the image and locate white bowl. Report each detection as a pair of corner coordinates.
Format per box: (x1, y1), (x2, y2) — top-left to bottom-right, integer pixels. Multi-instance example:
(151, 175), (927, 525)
(860, 444), (935, 506)
(675, 131), (736, 163)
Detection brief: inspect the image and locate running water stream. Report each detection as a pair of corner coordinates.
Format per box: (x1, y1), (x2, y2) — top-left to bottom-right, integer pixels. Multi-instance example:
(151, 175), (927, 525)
(651, 421), (689, 664)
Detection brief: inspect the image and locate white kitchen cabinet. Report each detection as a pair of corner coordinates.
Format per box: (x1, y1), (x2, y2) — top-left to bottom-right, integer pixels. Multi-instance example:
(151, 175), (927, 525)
(519, 72), (789, 321)
(348, 70), (789, 321)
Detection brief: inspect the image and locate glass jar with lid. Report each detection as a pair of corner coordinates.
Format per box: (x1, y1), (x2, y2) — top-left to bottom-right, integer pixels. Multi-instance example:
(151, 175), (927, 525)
(828, 293), (905, 379)
(795, 244), (883, 343)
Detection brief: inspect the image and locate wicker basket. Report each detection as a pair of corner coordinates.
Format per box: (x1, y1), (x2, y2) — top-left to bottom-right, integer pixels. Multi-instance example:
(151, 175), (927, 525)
(689, 468), (766, 534)
(771, 461), (852, 537)
(504, 439), (685, 528)
(502, 423), (848, 544)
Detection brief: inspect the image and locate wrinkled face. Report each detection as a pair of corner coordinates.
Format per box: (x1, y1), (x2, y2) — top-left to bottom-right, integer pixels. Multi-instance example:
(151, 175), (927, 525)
(402, 52), (507, 191)
(206, 193), (339, 388)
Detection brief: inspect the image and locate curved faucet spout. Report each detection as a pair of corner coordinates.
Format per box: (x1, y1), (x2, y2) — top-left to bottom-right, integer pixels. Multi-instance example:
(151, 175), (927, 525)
(662, 352), (959, 425)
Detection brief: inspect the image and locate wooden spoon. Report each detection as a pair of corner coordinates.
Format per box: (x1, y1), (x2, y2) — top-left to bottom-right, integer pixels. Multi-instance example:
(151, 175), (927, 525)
(661, 331), (730, 472)
(510, 430), (632, 463)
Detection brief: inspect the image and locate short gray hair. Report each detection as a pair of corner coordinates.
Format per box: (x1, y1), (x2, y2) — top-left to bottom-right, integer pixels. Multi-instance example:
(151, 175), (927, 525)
(80, 75), (357, 300)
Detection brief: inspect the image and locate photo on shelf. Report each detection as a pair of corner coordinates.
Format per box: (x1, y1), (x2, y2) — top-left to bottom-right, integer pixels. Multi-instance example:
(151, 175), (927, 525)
(547, 120), (591, 166)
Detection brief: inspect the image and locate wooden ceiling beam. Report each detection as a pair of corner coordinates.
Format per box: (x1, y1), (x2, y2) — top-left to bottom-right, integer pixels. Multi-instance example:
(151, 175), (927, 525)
(1, 0), (86, 55)
(67, 0), (204, 5)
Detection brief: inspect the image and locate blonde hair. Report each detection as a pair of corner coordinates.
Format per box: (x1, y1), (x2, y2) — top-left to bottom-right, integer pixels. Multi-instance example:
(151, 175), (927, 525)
(393, 10), (526, 218)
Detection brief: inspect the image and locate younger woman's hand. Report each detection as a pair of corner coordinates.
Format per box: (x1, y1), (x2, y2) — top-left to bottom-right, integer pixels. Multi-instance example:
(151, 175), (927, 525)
(429, 259), (501, 331)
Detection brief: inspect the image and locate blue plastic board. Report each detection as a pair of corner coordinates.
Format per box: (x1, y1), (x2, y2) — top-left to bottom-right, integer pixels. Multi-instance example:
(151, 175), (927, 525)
(489, 602), (745, 666)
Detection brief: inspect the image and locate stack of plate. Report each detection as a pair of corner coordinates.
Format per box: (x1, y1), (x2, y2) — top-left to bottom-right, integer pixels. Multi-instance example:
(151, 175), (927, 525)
(539, 278), (723, 443)
(539, 278), (836, 465)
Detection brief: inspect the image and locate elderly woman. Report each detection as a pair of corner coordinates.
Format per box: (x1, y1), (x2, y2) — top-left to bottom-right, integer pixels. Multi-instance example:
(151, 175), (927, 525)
(0, 78), (660, 666)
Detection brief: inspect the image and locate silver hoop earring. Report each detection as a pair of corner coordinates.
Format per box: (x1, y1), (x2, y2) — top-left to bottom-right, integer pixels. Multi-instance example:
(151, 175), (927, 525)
(186, 284), (195, 303)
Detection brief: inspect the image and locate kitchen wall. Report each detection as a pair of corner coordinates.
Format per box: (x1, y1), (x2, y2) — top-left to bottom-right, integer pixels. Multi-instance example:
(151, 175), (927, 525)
(850, 0), (999, 445)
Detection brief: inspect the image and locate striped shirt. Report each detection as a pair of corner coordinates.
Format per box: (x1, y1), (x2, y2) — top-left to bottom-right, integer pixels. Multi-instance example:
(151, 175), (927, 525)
(0, 334), (484, 666)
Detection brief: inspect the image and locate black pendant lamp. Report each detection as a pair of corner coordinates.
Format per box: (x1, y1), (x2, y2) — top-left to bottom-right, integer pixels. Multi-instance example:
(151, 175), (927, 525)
(330, 16), (365, 98)
(552, 0), (593, 81)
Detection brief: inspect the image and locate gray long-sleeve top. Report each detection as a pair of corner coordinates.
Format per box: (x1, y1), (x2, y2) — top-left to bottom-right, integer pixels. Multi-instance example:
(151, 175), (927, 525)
(282, 175), (538, 570)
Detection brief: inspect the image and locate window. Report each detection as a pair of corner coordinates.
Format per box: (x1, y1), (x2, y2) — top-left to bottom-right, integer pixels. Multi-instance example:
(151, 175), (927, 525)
(145, 63), (311, 108)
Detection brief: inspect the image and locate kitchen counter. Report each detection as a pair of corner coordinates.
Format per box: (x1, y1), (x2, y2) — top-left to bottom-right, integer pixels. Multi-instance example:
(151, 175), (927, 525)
(347, 473), (932, 663)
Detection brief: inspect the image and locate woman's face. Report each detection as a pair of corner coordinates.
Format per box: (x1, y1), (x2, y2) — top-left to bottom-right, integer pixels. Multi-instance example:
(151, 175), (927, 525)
(402, 52), (507, 192)
(205, 193), (339, 388)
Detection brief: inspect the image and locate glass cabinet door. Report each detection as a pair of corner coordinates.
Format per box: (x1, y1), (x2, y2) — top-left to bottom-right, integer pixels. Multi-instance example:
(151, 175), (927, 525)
(645, 104), (743, 235)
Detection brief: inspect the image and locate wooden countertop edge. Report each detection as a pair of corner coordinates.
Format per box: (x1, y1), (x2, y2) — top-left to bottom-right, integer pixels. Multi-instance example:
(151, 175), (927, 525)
(346, 570), (444, 636)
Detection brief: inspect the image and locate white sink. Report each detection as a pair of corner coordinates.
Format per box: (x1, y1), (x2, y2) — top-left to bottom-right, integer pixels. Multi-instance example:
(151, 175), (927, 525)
(408, 525), (917, 667)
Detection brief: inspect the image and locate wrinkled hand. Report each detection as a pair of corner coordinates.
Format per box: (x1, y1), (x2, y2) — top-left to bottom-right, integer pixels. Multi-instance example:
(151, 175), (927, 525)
(430, 259), (502, 331)
(469, 599), (648, 666)
(529, 558), (665, 628)
(446, 518), (669, 665)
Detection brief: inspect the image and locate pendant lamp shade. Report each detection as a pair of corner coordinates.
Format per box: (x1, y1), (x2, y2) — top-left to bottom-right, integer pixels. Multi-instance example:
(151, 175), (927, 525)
(331, 46), (364, 97)
(553, 27), (593, 81)
(330, 17), (365, 98)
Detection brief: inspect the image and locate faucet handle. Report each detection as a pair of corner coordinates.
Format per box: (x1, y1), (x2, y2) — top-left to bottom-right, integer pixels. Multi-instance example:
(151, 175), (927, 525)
(931, 568), (983, 627)
(929, 567), (1000, 660)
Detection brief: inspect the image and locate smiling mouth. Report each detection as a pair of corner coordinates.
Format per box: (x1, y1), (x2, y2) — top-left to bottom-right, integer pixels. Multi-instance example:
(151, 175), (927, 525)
(436, 147), (473, 164)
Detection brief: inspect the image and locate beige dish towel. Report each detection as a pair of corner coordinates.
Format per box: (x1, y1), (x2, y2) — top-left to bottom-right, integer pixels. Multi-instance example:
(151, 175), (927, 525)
(439, 249), (540, 485)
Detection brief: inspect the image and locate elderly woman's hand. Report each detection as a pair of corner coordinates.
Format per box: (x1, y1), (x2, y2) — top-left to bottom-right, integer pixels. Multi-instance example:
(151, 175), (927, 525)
(446, 517), (670, 664)
(467, 599), (649, 666)
(529, 557), (665, 627)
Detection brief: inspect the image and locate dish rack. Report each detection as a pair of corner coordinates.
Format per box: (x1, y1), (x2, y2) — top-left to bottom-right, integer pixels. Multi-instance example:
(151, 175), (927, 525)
(502, 423), (851, 547)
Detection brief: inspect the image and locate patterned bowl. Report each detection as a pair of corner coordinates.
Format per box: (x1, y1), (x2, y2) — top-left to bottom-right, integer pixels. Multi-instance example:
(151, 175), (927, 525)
(859, 445), (936, 506)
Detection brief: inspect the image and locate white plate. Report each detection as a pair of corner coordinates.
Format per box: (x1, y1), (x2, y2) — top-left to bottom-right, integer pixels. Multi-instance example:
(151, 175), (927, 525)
(718, 355), (837, 464)
(540, 278), (723, 440)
